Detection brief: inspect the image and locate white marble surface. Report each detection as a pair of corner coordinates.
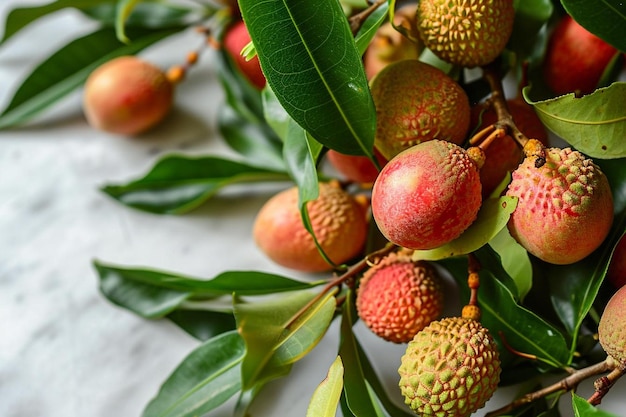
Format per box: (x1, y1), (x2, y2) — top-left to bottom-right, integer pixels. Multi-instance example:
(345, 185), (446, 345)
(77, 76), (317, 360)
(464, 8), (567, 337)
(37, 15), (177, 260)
(1, 3), (625, 417)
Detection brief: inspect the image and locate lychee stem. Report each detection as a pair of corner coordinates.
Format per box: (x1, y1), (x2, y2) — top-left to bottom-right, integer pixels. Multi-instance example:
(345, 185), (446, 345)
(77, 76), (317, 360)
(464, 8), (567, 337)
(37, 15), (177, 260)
(484, 358), (615, 417)
(461, 253), (482, 321)
(166, 28), (211, 85)
(588, 360), (626, 405)
(283, 242), (397, 329)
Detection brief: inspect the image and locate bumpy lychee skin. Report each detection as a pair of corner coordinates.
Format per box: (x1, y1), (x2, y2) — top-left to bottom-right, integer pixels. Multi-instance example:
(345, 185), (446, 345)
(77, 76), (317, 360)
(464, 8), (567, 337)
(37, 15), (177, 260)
(599, 285), (626, 364)
(83, 56), (174, 135)
(356, 251), (444, 343)
(398, 317), (501, 417)
(416, 0), (515, 68)
(371, 140), (482, 250)
(506, 147), (613, 265)
(253, 182), (368, 272)
(370, 60), (470, 160)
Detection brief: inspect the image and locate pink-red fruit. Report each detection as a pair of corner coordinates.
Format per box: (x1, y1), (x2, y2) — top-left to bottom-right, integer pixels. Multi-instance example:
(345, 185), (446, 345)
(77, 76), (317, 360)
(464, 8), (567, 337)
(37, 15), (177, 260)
(543, 15), (618, 96)
(356, 251), (444, 343)
(598, 285), (626, 364)
(371, 140), (482, 250)
(370, 60), (470, 160)
(506, 147), (613, 265)
(253, 182), (368, 272)
(223, 20), (266, 89)
(83, 56), (174, 135)
(326, 149), (386, 184)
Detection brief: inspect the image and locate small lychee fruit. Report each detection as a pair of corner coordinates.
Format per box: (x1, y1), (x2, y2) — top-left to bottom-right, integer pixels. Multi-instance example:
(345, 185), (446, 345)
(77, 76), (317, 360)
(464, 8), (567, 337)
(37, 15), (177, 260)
(356, 251), (444, 343)
(470, 98), (549, 197)
(83, 56), (174, 135)
(370, 60), (470, 160)
(398, 317), (501, 417)
(598, 285), (626, 364)
(543, 15), (618, 96)
(371, 140), (482, 250)
(416, 0), (515, 68)
(506, 146), (613, 265)
(253, 182), (368, 272)
(223, 19), (266, 89)
(325, 148), (386, 184)
(607, 235), (626, 288)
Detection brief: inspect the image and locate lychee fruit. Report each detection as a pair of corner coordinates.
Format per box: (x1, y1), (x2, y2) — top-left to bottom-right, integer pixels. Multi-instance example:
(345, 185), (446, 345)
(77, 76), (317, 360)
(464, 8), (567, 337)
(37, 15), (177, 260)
(83, 56), (174, 135)
(416, 0), (515, 68)
(325, 148), (386, 184)
(543, 15), (618, 96)
(398, 317), (501, 417)
(505, 146), (613, 265)
(356, 251), (444, 343)
(371, 140), (483, 250)
(369, 60), (470, 160)
(253, 182), (368, 272)
(470, 98), (549, 197)
(598, 285), (626, 364)
(607, 235), (626, 288)
(223, 19), (266, 89)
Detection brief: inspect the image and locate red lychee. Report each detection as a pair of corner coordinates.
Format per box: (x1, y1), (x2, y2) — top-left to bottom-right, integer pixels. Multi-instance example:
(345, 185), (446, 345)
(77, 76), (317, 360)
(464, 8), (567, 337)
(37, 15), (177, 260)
(223, 20), (266, 89)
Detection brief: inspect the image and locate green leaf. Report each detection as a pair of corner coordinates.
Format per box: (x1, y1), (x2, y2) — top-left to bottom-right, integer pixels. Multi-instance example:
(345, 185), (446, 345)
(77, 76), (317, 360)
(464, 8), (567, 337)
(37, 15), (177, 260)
(0, 26), (181, 129)
(101, 154), (290, 214)
(560, 0), (626, 52)
(238, 0), (377, 157)
(142, 331), (245, 417)
(489, 227), (533, 299)
(353, 1), (389, 55)
(82, 2), (202, 28)
(115, 0), (141, 43)
(339, 292), (386, 417)
(524, 82), (626, 159)
(411, 196), (518, 261)
(509, 0), (553, 58)
(571, 393), (621, 417)
(235, 289), (337, 390)
(167, 309), (237, 341)
(306, 356), (345, 417)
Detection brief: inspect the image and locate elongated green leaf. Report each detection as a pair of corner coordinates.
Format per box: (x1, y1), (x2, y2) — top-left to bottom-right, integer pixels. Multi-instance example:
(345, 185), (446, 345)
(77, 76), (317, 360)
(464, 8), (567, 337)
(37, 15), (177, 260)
(412, 196), (517, 261)
(524, 83), (626, 159)
(560, 0), (626, 52)
(115, 0), (141, 43)
(101, 154), (289, 214)
(82, 2), (201, 28)
(238, 0), (377, 157)
(0, 26), (181, 129)
(339, 292), (386, 417)
(142, 331), (245, 417)
(167, 309), (237, 341)
(354, 1), (389, 55)
(489, 227), (533, 299)
(509, 0), (553, 58)
(306, 356), (344, 417)
(571, 392), (621, 417)
(235, 289), (337, 390)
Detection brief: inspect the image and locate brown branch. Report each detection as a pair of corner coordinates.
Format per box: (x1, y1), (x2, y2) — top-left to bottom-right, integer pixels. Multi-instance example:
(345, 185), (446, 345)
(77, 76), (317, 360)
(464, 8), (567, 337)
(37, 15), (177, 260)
(349, 0), (387, 36)
(588, 359), (626, 405)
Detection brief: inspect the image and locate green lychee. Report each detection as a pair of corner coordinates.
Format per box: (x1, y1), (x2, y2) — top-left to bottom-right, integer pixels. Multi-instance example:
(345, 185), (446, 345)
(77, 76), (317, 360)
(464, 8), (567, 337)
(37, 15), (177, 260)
(398, 317), (501, 417)
(598, 285), (626, 364)
(357, 251), (444, 343)
(416, 0), (515, 68)
(505, 147), (613, 265)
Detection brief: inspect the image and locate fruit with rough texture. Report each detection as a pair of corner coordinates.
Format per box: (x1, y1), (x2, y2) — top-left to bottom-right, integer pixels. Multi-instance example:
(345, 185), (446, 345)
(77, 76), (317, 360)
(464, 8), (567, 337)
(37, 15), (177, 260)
(356, 251), (444, 343)
(325, 149), (386, 184)
(416, 0), (515, 68)
(83, 56), (174, 135)
(363, 4), (422, 80)
(223, 20), (266, 89)
(370, 60), (470, 160)
(607, 235), (626, 288)
(371, 140), (482, 250)
(253, 182), (368, 272)
(543, 15), (618, 96)
(598, 285), (626, 364)
(506, 147), (613, 265)
(471, 98), (549, 197)
(398, 317), (501, 417)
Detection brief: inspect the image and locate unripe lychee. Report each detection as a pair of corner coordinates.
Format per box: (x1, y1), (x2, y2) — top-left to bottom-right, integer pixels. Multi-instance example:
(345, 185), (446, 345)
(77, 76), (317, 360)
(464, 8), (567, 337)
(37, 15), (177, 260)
(83, 56), (174, 135)
(398, 317), (501, 417)
(598, 285), (626, 364)
(253, 182), (368, 272)
(506, 147), (613, 265)
(371, 140), (482, 250)
(470, 98), (549, 197)
(325, 148), (386, 184)
(223, 19), (266, 89)
(416, 0), (515, 68)
(356, 251), (444, 343)
(370, 60), (470, 160)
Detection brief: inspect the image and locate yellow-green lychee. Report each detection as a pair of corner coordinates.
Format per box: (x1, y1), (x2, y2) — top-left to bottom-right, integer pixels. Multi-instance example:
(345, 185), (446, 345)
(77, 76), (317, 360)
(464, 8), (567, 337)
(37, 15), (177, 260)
(398, 317), (501, 417)
(356, 251), (444, 343)
(505, 147), (613, 265)
(598, 285), (626, 364)
(416, 0), (515, 68)
(370, 60), (470, 160)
